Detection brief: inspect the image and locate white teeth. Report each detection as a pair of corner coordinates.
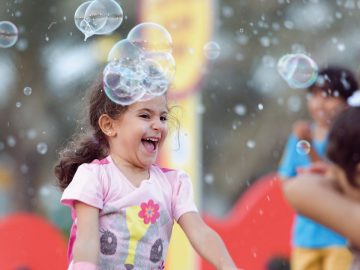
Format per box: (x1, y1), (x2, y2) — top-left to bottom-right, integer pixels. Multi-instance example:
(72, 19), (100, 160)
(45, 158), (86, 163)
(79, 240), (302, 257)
(145, 138), (159, 142)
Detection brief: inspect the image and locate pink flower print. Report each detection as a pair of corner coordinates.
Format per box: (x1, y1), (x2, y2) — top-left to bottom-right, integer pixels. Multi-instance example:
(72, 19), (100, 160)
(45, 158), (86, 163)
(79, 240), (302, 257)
(158, 260), (165, 270)
(138, 199), (160, 224)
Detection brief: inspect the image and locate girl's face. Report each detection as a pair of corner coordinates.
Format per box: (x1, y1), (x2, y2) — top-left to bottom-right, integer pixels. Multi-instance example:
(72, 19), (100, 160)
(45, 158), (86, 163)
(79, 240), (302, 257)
(109, 95), (169, 169)
(307, 88), (347, 127)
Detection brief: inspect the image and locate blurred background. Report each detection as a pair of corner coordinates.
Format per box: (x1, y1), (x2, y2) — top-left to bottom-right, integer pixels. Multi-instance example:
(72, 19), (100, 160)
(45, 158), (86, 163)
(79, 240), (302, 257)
(1, 0), (360, 269)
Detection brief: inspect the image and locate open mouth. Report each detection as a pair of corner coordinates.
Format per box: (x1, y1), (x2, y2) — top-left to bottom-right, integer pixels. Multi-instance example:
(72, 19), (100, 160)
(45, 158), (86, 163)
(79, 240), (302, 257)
(141, 137), (160, 153)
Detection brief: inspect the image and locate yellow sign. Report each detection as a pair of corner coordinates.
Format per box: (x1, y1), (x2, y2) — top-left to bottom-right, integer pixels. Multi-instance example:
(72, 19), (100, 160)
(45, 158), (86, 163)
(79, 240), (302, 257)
(138, 0), (213, 100)
(138, 1), (213, 269)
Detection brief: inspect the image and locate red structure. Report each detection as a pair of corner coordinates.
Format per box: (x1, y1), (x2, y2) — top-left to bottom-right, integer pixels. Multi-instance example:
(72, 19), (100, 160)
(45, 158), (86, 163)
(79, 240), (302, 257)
(0, 213), (68, 270)
(201, 174), (295, 270)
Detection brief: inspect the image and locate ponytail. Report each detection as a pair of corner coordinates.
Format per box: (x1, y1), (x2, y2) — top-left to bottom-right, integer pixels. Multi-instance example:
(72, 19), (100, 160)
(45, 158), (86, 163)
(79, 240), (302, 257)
(54, 131), (108, 190)
(54, 77), (128, 190)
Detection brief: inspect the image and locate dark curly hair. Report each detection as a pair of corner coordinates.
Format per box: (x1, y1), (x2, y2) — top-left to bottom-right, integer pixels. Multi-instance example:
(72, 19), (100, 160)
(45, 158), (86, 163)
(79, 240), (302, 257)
(54, 78), (128, 190)
(308, 66), (358, 101)
(327, 106), (360, 187)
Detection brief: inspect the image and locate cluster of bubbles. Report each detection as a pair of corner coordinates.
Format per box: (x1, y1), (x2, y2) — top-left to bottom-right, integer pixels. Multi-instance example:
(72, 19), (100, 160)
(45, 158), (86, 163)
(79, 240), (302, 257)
(103, 22), (176, 105)
(0, 21), (18, 48)
(277, 53), (318, 89)
(74, 0), (123, 41)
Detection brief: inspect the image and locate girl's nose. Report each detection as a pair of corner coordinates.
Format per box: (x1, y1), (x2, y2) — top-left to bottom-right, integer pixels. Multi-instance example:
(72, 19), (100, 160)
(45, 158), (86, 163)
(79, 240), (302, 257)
(151, 119), (164, 130)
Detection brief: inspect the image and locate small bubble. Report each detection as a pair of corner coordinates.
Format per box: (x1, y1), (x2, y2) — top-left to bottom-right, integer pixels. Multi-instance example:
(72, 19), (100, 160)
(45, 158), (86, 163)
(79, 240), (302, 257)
(36, 142), (48, 155)
(337, 43), (345, 51)
(258, 103), (264, 110)
(23, 86), (32, 96)
(247, 140), (256, 149)
(204, 173), (214, 184)
(234, 104), (247, 116)
(26, 129), (37, 140)
(203, 41), (221, 60)
(196, 104), (206, 114)
(20, 164), (29, 174)
(39, 186), (51, 197)
(7, 136), (16, 147)
(16, 101), (22, 108)
(296, 140), (311, 155)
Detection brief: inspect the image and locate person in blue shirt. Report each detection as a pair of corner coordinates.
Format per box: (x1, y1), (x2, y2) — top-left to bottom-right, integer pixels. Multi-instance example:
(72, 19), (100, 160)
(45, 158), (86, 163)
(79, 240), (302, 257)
(278, 66), (358, 270)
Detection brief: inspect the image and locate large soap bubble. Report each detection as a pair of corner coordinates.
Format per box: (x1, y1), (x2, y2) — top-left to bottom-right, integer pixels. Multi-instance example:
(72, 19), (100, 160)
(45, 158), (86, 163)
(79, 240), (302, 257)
(107, 39), (142, 64)
(277, 53), (318, 89)
(103, 61), (145, 105)
(74, 1), (107, 40)
(139, 52), (175, 96)
(0, 21), (19, 48)
(93, 0), (123, 35)
(74, 0), (123, 40)
(127, 22), (172, 53)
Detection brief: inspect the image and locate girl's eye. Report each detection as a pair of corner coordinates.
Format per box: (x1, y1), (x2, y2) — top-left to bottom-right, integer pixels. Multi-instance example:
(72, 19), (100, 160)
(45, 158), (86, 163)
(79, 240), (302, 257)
(140, 114), (150, 119)
(160, 115), (168, 121)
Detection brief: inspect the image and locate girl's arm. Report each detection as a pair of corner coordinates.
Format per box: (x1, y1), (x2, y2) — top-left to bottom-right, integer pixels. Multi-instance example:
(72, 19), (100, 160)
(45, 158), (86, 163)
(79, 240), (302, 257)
(72, 202), (100, 269)
(282, 174), (360, 247)
(178, 212), (239, 270)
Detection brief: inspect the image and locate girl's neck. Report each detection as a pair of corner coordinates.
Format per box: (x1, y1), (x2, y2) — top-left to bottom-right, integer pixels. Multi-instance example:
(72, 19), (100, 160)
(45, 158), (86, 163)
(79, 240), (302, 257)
(313, 123), (329, 141)
(110, 154), (150, 187)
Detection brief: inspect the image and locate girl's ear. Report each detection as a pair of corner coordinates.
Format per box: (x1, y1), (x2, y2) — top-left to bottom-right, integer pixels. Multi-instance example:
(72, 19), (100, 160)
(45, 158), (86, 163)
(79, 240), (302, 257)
(98, 114), (116, 137)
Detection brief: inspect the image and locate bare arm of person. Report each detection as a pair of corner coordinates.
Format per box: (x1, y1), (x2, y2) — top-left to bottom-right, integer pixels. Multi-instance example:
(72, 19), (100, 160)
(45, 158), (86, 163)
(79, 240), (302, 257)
(178, 212), (239, 270)
(282, 174), (360, 247)
(73, 202), (100, 265)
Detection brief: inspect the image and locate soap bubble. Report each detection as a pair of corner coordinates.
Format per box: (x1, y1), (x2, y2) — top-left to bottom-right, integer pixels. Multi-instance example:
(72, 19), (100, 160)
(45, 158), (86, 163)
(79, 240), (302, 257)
(103, 61), (145, 105)
(107, 39), (142, 64)
(296, 140), (311, 155)
(74, 0), (107, 40)
(36, 142), (48, 155)
(278, 54), (318, 89)
(127, 22), (173, 53)
(23, 86), (32, 96)
(0, 21), (19, 48)
(139, 51), (175, 95)
(203, 41), (221, 60)
(93, 0), (123, 35)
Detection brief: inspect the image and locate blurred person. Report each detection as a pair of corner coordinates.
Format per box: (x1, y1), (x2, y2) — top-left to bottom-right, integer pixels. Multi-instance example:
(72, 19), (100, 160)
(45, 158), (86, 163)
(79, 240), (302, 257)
(54, 78), (239, 270)
(283, 103), (360, 270)
(278, 66), (358, 270)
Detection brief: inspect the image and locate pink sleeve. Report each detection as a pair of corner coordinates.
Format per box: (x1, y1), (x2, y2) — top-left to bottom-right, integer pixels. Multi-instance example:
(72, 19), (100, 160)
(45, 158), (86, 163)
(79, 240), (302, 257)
(171, 170), (198, 221)
(61, 163), (103, 210)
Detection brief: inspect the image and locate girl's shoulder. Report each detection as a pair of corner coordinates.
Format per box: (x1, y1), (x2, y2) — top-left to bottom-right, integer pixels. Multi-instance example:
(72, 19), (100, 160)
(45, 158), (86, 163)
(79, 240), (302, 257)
(75, 157), (111, 177)
(152, 165), (191, 185)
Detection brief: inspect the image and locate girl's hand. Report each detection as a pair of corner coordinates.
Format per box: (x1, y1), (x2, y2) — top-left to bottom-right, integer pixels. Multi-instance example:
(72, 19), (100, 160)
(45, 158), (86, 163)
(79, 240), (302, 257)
(297, 161), (330, 175)
(293, 120), (312, 141)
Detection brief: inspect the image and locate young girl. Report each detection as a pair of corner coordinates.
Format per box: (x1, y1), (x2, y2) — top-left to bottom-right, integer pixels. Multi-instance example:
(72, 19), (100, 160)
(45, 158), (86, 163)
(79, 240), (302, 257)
(54, 78), (238, 270)
(282, 103), (360, 269)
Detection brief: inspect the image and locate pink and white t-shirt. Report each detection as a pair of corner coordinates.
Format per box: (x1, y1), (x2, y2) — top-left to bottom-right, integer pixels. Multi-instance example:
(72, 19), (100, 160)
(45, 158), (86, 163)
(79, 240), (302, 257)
(61, 155), (198, 270)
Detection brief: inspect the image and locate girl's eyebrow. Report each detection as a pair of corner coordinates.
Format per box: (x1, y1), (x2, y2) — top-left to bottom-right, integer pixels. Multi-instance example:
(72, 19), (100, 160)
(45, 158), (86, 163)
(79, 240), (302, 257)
(136, 108), (168, 114)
